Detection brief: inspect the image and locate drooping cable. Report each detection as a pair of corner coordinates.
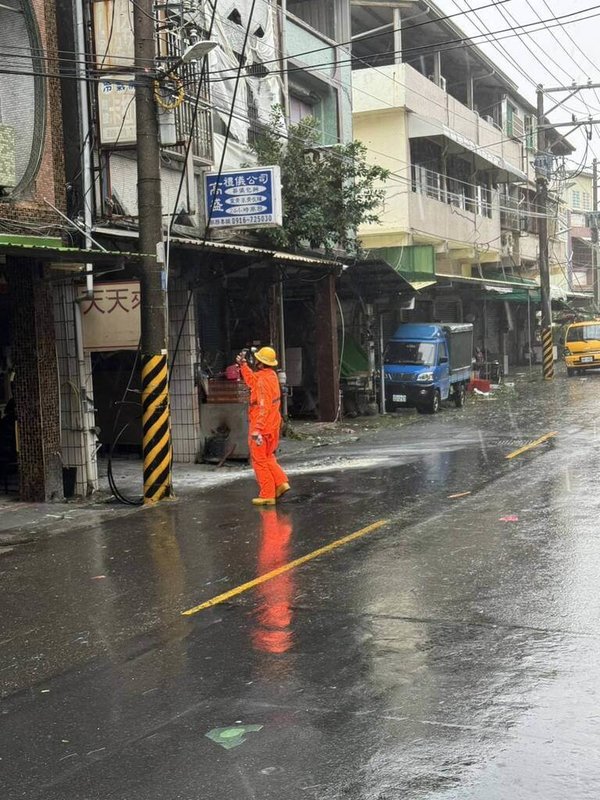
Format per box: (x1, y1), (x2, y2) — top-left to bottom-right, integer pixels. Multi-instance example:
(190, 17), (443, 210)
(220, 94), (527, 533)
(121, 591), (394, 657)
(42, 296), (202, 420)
(167, 0), (259, 387)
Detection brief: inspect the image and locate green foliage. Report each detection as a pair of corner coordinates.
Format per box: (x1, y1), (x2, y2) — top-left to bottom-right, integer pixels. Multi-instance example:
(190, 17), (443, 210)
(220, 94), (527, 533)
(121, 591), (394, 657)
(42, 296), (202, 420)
(250, 109), (390, 255)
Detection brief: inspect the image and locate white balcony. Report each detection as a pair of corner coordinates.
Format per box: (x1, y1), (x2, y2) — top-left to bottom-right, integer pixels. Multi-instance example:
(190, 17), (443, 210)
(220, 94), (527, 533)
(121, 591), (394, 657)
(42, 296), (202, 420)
(353, 63), (525, 181)
(360, 164), (501, 255)
(408, 166), (500, 253)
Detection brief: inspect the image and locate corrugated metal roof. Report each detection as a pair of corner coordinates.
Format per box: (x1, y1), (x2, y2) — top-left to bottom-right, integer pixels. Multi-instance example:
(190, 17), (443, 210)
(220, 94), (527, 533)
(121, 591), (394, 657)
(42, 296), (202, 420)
(0, 242), (141, 264)
(436, 273), (539, 289)
(174, 237), (340, 267)
(92, 226), (341, 267)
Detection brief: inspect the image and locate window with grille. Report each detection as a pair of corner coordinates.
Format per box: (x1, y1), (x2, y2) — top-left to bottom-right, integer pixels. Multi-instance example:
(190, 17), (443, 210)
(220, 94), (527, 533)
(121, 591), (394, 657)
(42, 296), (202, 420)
(159, 26), (213, 163)
(288, 0), (337, 39)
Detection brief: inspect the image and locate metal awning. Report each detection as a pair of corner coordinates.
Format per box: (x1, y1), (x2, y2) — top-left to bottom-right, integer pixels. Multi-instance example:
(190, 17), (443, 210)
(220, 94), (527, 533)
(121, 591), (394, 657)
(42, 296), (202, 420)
(91, 227), (341, 269)
(408, 114), (528, 182)
(172, 237), (340, 268)
(410, 279), (437, 290)
(344, 243), (441, 301)
(0, 234), (141, 267)
(361, 245), (437, 291)
(436, 272), (541, 303)
(342, 256), (413, 302)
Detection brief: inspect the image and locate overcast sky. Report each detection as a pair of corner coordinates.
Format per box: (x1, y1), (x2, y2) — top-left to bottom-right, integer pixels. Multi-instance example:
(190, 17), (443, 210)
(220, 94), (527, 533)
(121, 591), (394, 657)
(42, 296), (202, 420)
(433, 0), (600, 169)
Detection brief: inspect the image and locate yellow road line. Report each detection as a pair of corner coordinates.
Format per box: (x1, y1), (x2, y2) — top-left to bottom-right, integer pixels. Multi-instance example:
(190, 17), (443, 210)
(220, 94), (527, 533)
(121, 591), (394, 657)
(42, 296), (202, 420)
(505, 431), (558, 460)
(181, 518), (390, 617)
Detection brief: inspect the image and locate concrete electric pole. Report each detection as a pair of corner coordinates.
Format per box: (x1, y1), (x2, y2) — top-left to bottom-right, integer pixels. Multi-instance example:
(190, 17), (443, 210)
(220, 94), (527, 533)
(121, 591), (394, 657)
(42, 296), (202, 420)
(133, 0), (172, 503)
(593, 157), (599, 308)
(533, 83), (600, 379)
(536, 86), (554, 381)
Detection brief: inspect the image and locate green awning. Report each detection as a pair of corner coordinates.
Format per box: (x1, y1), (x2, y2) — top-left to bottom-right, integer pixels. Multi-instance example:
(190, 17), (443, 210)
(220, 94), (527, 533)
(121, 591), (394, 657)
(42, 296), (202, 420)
(373, 245), (436, 288)
(435, 273), (541, 303)
(485, 285), (541, 303)
(0, 232), (142, 266)
(482, 271), (541, 303)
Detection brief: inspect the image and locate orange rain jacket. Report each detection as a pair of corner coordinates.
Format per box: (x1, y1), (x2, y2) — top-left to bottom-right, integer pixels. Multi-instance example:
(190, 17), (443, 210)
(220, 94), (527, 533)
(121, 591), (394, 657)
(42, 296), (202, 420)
(240, 363), (282, 435)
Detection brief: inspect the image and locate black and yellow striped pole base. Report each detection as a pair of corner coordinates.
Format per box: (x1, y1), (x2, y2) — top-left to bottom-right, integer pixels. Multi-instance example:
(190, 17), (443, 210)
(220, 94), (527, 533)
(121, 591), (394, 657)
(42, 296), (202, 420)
(541, 326), (554, 381)
(142, 353), (173, 504)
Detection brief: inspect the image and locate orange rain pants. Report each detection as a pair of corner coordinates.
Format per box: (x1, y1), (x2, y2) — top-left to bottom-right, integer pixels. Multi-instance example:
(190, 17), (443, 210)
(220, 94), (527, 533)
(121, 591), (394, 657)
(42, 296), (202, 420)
(241, 363), (289, 499)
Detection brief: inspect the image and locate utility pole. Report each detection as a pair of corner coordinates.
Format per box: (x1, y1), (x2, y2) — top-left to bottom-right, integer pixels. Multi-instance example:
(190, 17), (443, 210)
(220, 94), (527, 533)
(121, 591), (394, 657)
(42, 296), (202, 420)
(536, 85), (554, 381)
(133, 0), (172, 502)
(593, 157), (599, 307)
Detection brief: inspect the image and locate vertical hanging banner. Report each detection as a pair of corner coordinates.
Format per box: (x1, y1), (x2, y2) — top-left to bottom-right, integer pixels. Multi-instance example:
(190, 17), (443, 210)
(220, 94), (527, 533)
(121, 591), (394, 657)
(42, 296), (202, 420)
(93, 0), (137, 145)
(204, 166), (282, 229)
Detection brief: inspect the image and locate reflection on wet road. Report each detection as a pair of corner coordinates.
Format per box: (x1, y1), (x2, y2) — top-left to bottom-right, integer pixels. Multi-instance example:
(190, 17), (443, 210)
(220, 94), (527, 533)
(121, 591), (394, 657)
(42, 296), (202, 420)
(3, 376), (600, 798)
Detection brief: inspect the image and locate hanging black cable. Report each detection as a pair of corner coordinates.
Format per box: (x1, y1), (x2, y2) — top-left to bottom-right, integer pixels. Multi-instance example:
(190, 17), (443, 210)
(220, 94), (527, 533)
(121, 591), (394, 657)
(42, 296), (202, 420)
(168, 0), (258, 387)
(106, 344), (144, 505)
(108, 0), (261, 502)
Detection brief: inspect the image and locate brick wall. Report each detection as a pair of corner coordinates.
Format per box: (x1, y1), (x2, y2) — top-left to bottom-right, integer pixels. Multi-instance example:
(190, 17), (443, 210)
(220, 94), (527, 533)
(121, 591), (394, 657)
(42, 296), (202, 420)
(7, 259), (63, 501)
(0, 0), (66, 230)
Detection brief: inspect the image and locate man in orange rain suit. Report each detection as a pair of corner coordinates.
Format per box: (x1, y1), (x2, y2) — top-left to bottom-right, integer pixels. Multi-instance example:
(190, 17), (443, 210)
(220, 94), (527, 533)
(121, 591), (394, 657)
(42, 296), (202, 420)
(237, 346), (290, 506)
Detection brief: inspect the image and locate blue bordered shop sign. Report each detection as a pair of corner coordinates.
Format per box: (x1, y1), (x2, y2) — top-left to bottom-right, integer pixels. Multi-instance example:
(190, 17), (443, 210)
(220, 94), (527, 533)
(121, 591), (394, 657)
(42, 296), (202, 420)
(204, 166), (283, 229)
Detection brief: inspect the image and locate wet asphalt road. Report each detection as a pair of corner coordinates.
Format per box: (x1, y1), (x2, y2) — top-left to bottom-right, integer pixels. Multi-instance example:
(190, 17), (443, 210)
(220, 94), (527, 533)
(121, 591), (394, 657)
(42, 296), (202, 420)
(3, 372), (600, 799)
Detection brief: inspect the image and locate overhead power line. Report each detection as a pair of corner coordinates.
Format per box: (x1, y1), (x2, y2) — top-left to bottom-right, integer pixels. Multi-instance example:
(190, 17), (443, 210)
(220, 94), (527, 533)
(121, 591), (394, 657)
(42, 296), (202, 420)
(0, 0), (595, 85)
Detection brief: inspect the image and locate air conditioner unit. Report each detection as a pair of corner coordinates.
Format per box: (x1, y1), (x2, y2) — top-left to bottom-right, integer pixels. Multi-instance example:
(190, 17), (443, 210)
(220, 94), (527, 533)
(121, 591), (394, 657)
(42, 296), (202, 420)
(484, 115), (495, 125)
(0, 124), (16, 191)
(501, 231), (514, 257)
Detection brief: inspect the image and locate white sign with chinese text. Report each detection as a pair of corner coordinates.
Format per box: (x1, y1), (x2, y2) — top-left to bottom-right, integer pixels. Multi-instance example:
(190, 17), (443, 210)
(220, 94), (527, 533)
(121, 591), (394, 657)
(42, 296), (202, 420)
(97, 75), (137, 146)
(78, 281), (141, 351)
(204, 166), (282, 229)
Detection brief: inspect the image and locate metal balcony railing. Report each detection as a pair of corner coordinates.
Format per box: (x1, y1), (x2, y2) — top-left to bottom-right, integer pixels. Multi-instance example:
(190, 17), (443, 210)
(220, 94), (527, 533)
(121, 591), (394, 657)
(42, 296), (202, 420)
(500, 196), (520, 231)
(411, 164), (495, 219)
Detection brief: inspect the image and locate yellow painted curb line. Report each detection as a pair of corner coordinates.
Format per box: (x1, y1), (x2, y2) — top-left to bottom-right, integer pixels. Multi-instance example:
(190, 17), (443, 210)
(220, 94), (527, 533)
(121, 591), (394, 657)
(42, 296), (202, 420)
(505, 431), (558, 460)
(181, 518), (390, 617)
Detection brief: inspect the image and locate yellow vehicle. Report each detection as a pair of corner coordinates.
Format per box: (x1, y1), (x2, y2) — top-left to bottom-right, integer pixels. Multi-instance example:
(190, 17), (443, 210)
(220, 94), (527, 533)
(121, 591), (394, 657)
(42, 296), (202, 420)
(562, 321), (600, 376)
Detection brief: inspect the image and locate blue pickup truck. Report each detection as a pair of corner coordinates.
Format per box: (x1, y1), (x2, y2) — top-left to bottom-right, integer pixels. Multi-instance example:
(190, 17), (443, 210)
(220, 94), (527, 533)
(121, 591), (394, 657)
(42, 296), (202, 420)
(384, 323), (474, 414)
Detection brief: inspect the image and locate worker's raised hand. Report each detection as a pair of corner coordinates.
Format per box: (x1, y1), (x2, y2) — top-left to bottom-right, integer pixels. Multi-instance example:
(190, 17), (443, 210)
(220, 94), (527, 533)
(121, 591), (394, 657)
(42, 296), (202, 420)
(251, 432), (263, 446)
(236, 351), (246, 365)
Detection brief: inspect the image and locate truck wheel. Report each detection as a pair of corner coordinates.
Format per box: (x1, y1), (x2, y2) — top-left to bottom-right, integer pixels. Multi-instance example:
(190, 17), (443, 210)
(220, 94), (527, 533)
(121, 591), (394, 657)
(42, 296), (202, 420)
(424, 390), (441, 415)
(567, 367), (575, 377)
(454, 384), (466, 408)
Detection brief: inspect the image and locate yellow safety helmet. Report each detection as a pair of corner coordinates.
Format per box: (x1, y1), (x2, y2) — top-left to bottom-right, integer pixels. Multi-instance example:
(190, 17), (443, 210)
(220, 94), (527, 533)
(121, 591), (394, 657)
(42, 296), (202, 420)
(254, 346), (278, 367)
